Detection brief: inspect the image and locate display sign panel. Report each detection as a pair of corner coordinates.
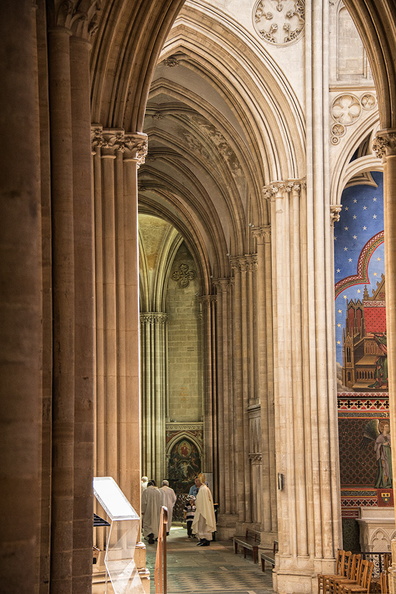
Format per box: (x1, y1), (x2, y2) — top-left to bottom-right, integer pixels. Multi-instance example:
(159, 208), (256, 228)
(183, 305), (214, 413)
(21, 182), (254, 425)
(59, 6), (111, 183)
(93, 477), (139, 521)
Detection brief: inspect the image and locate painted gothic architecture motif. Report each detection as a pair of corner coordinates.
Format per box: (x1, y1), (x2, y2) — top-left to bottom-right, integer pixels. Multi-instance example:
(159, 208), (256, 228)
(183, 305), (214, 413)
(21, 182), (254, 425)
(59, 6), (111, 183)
(2, 1), (396, 593)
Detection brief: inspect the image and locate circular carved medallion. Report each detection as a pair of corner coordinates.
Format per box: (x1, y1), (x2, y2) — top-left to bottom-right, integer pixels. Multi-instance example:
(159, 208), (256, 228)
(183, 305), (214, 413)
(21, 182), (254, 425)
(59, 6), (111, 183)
(253, 0), (305, 45)
(331, 94), (361, 126)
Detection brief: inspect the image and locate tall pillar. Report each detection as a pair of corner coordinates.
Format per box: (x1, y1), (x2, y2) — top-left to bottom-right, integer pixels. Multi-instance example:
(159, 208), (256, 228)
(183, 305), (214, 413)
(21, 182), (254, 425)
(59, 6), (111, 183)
(140, 312), (168, 484)
(267, 178), (341, 593)
(229, 255), (259, 528)
(252, 225), (278, 547)
(47, 3), (99, 590)
(47, 18), (76, 593)
(0, 1), (42, 591)
(92, 127), (147, 514)
(70, 29), (95, 592)
(373, 130), (396, 594)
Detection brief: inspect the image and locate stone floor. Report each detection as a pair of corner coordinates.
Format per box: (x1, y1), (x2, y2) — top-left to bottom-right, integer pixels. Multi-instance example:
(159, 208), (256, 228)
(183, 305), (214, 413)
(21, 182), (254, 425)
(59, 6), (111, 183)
(145, 524), (275, 594)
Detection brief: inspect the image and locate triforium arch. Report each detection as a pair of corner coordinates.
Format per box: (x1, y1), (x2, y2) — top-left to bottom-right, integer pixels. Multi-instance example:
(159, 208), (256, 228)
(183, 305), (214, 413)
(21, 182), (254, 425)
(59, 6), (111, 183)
(3, 1), (396, 594)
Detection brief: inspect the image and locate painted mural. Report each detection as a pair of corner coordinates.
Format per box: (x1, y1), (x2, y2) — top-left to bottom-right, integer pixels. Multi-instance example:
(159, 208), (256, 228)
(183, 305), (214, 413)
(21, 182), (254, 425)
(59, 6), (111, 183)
(334, 171), (393, 527)
(167, 437), (201, 493)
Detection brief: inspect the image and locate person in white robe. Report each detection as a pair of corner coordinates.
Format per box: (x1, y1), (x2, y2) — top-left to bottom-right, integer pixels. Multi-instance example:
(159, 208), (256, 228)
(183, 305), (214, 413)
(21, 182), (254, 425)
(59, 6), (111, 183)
(141, 476), (148, 495)
(159, 480), (177, 534)
(192, 473), (216, 546)
(141, 480), (163, 544)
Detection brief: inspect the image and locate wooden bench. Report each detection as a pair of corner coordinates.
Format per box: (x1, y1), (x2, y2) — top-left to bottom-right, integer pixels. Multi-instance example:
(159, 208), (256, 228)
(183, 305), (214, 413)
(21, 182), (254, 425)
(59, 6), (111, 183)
(260, 540), (278, 572)
(233, 529), (260, 564)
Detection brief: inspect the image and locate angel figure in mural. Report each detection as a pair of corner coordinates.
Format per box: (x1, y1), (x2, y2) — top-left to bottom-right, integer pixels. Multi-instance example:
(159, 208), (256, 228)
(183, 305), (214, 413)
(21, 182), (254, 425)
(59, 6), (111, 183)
(364, 419), (392, 488)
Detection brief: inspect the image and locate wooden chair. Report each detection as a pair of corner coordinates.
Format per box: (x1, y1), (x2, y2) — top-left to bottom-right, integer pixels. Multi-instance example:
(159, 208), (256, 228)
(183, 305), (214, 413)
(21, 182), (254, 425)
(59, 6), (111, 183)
(318, 550), (352, 593)
(379, 570), (389, 594)
(335, 559), (374, 594)
(329, 554), (361, 593)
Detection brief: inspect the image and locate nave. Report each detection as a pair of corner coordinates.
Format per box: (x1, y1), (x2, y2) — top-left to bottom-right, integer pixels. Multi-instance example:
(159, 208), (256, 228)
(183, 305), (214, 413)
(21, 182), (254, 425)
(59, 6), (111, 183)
(145, 525), (274, 594)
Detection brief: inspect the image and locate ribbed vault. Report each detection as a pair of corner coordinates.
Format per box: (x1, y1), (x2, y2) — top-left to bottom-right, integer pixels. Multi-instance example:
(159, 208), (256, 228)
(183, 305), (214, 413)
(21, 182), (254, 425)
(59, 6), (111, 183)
(137, 1), (305, 283)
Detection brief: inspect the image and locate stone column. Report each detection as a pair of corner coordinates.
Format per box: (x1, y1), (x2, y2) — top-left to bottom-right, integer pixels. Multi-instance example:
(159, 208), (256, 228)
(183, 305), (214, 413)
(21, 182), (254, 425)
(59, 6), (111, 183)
(266, 179), (341, 593)
(47, 3), (99, 590)
(201, 295), (219, 478)
(229, 255), (258, 527)
(91, 128), (147, 514)
(251, 225), (278, 546)
(373, 130), (396, 594)
(70, 27), (95, 594)
(47, 18), (76, 593)
(0, 1), (42, 591)
(140, 312), (168, 484)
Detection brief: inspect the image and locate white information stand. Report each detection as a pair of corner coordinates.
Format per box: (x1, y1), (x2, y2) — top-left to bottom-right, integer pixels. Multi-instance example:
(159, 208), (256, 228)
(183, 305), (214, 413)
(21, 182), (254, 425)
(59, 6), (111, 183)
(93, 477), (145, 593)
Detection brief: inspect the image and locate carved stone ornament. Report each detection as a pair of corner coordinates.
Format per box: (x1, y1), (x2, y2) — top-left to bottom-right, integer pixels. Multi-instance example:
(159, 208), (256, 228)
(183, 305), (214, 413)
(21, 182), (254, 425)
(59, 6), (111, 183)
(49, 0), (101, 40)
(180, 114), (242, 178)
(372, 130), (396, 159)
(163, 56), (180, 67)
(330, 205), (342, 224)
(331, 94), (361, 126)
(253, 0), (305, 45)
(171, 263), (197, 288)
(91, 126), (148, 165)
(262, 179), (306, 200)
(140, 313), (168, 325)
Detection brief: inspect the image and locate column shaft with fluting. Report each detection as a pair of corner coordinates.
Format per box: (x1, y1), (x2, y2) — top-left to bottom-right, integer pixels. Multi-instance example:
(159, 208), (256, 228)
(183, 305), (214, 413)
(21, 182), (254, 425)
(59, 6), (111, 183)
(268, 179), (341, 593)
(0, 1), (42, 590)
(140, 313), (168, 484)
(47, 22), (75, 592)
(252, 226), (277, 545)
(373, 131), (396, 594)
(70, 32), (95, 592)
(92, 128), (148, 515)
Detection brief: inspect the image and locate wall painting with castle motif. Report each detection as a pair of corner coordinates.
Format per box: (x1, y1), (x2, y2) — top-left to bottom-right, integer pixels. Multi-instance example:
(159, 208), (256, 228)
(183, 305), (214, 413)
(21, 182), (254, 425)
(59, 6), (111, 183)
(334, 171), (392, 537)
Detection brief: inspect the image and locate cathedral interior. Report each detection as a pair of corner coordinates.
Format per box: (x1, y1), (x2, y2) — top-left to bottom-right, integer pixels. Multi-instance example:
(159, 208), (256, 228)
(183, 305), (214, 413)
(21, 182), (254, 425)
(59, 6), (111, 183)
(2, 0), (396, 592)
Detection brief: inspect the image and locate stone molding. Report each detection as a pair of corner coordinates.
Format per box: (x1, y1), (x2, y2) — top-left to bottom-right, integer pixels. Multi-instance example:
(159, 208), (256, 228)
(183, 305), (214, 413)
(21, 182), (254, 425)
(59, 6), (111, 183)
(49, 0), (101, 40)
(262, 178), (306, 200)
(91, 125), (148, 164)
(229, 254), (258, 272)
(372, 129), (396, 159)
(140, 312), (168, 325)
(165, 423), (203, 431)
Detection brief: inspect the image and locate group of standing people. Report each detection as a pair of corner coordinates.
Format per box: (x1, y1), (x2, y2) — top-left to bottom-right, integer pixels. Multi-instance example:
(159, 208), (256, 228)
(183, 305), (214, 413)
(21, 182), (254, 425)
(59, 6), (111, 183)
(141, 478), (177, 544)
(140, 473), (216, 547)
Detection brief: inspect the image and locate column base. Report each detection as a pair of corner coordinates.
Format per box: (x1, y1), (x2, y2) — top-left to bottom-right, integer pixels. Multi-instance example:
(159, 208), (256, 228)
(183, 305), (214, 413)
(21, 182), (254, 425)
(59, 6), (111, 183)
(215, 513), (238, 540)
(273, 556), (336, 594)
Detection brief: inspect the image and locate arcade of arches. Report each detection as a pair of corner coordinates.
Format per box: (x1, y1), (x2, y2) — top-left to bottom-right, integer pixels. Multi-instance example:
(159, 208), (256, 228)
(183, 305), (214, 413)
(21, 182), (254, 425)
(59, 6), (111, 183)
(2, 0), (396, 593)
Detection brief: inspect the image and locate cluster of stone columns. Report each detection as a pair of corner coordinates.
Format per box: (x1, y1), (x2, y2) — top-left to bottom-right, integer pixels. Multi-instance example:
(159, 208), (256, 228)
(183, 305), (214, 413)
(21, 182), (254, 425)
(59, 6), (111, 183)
(91, 126), (147, 533)
(265, 178), (342, 592)
(211, 244), (277, 542)
(140, 312), (168, 483)
(373, 130), (396, 594)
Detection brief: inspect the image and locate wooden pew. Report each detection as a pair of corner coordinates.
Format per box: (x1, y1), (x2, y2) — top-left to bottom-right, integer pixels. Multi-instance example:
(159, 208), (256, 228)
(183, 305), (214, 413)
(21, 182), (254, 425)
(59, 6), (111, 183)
(232, 529), (261, 564)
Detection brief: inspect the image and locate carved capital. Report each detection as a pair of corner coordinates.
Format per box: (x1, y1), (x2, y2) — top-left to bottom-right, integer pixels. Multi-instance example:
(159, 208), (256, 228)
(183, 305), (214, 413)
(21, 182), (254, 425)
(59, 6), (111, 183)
(251, 224), (271, 242)
(330, 205), (342, 225)
(373, 130), (396, 159)
(212, 278), (230, 291)
(91, 127), (148, 163)
(140, 312), (168, 325)
(122, 133), (148, 165)
(230, 254), (257, 273)
(263, 178), (306, 200)
(49, 0), (101, 40)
